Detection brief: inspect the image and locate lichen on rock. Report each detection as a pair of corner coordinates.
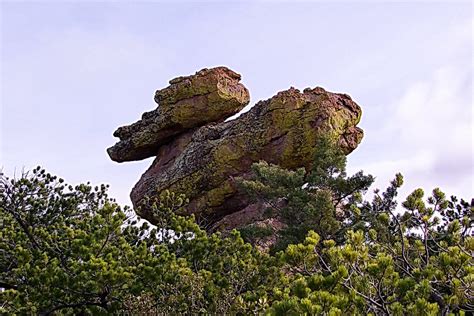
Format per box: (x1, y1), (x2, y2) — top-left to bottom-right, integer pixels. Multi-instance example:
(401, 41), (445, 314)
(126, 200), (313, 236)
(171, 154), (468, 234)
(108, 67), (250, 162)
(107, 66), (364, 230)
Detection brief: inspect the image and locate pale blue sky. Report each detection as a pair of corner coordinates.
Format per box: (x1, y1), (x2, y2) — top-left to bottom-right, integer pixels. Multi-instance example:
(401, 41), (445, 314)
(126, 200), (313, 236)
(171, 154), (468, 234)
(1, 1), (472, 206)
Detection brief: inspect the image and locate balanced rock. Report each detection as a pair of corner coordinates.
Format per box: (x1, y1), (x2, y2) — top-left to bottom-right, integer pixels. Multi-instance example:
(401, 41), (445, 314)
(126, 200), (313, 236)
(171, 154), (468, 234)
(108, 67), (364, 230)
(108, 67), (250, 162)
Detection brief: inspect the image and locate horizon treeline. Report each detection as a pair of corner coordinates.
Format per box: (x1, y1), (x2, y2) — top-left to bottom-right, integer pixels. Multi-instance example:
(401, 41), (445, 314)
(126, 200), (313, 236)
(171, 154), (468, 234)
(1, 137), (472, 315)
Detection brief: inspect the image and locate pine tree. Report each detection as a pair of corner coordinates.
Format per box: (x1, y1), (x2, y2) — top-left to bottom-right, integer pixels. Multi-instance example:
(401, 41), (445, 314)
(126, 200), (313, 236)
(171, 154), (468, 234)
(240, 135), (374, 251)
(1, 164), (472, 314)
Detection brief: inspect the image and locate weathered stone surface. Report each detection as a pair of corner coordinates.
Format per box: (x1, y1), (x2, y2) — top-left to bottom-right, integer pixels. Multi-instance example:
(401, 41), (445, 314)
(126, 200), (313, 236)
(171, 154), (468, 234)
(107, 67), (364, 230)
(108, 67), (250, 162)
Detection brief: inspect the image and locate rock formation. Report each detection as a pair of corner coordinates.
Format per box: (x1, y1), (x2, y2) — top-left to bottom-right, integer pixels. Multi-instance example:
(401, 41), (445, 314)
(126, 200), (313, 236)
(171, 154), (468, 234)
(108, 67), (364, 230)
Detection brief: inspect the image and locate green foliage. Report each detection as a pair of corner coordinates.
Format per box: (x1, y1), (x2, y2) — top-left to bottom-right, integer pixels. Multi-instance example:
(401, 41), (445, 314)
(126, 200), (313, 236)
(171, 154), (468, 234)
(1, 157), (472, 314)
(0, 169), (280, 314)
(238, 225), (275, 244)
(240, 135), (375, 251)
(270, 180), (473, 315)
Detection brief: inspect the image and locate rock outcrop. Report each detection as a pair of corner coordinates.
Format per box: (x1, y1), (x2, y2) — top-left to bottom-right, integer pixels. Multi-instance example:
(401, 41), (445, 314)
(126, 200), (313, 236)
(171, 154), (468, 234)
(108, 67), (364, 230)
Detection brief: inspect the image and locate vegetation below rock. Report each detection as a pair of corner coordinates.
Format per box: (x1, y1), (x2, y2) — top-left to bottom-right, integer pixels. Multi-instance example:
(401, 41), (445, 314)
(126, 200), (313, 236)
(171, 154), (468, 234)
(0, 139), (472, 315)
(238, 136), (375, 253)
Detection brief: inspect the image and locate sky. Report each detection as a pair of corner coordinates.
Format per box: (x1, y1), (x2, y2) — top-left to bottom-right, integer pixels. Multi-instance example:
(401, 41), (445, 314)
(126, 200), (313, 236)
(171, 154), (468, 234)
(1, 1), (472, 208)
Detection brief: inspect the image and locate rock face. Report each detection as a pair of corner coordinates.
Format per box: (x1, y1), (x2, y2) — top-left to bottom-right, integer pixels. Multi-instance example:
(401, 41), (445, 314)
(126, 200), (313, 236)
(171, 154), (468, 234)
(108, 67), (364, 230)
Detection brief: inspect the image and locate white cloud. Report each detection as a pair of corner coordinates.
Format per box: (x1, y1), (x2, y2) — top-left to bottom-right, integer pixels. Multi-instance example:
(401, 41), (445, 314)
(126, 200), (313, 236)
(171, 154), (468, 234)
(348, 16), (473, 201)
(350, 63), (472, 200)
(2, 3), (472, 207)
(395, 66), (471, 146)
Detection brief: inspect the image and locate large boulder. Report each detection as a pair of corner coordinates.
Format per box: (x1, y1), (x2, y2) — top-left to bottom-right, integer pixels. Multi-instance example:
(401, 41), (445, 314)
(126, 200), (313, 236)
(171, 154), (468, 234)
(108, 67), (250, 162)
(107, 67), (364, 229)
